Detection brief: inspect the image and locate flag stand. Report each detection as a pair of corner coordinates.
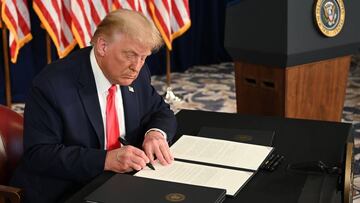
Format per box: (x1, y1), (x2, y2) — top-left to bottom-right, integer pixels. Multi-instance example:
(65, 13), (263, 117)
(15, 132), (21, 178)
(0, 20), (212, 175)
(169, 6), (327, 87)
(2, 23), (12, 107)
(163, 48), (181, 103)
(46, 33), (52, 64)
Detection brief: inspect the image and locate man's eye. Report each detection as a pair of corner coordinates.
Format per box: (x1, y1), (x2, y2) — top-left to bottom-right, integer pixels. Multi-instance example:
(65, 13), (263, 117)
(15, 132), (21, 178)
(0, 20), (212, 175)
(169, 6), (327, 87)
(127, 53), (135, 58)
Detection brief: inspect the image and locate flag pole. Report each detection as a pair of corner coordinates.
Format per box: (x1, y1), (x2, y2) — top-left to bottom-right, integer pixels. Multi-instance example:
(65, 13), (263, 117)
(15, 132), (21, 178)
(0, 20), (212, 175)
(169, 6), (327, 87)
(166, 48), (171, 87)
(2, 23), (12, 107)
(46, 32), (52, 64)
(163, 47), (181, 103)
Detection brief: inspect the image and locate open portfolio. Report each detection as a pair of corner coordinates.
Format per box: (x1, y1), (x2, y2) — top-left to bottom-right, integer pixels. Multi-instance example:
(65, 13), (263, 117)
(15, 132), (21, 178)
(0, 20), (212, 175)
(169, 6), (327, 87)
(85, 135), (273, 203)
(135, 135), (273, 196)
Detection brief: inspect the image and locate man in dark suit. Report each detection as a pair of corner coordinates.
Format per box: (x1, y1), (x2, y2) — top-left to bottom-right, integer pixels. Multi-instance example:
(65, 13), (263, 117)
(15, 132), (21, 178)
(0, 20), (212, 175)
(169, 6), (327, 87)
(11, 9), (177, 202)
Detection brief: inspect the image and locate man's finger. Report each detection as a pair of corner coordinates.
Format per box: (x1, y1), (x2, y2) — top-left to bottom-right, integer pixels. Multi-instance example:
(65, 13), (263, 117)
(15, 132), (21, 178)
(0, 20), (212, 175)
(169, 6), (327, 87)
(129, 161), (143, 171)
(159, 142), (172, 164)
(131, 147), (150, 163)
(144, 147), (155, 163)
(132, 153), (148, 166)
(153, 145), (167, 165)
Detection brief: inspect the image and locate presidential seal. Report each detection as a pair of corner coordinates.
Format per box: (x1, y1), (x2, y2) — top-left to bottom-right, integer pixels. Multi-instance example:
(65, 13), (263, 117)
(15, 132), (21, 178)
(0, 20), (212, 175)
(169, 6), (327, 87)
(165, 193), (186, 202)
(235, 134), (253, 142)
(314, 0), (345, 37)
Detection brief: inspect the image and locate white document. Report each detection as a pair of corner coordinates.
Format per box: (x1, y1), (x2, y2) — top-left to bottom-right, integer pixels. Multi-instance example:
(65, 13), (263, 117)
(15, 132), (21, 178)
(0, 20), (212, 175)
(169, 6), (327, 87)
(135, 161), (253, 196)
(170, 135), (273, 171)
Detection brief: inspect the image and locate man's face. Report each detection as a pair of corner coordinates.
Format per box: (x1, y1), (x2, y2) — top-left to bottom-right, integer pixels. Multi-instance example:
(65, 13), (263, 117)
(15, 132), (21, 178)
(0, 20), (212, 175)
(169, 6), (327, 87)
(99, 34), (152, 86)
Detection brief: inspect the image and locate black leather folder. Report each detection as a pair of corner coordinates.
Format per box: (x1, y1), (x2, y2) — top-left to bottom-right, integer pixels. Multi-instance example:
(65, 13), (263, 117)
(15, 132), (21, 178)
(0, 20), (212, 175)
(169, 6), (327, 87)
(84, 174), (226, 203)
(198, 127), (275, 146)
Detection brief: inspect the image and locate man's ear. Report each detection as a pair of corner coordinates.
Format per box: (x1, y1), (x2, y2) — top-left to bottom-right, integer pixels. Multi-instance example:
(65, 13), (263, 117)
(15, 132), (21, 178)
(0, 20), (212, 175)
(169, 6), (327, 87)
(96, 36), (108, 57)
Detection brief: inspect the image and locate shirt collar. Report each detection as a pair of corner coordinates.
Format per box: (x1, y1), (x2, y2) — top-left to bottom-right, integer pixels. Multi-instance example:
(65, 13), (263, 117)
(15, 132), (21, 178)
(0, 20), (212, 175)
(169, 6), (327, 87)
(90, 48), (113, 94)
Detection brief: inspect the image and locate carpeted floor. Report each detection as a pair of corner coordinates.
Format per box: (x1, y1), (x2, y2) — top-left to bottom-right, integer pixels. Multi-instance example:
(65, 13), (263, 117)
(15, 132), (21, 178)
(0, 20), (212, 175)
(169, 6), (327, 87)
(152, 56), (360, 202)
(152, 63), (237, 114)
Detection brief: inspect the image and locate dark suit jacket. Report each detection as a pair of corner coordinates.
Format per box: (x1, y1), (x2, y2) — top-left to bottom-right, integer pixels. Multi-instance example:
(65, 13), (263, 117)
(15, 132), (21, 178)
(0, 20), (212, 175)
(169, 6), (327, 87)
(10, 47), (177, 203)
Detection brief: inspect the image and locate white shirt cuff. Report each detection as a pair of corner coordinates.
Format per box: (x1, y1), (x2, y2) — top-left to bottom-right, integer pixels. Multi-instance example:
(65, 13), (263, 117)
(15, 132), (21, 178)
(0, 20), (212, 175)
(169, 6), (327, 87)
(145, 128), (167, 140)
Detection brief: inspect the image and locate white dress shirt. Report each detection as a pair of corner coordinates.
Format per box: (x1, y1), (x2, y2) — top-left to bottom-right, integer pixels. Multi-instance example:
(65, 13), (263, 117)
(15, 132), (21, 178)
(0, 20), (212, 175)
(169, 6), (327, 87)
(90, 49), (126, 150)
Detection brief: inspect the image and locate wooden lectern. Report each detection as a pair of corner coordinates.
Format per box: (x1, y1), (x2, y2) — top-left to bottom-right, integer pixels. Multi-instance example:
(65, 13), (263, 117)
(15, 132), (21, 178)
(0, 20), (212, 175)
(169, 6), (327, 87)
(224, 0), (360, 122)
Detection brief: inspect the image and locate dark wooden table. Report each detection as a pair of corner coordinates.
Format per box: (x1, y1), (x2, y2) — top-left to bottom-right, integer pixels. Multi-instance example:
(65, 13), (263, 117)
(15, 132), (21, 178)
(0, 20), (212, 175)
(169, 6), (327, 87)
(66, 110), (353, 203)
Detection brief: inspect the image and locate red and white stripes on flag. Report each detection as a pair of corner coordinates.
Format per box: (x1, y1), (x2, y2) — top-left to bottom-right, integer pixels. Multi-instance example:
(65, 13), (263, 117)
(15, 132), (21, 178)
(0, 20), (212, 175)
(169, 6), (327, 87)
(33, 0), (77, 58)
(70, 0), (112, 48)
(113, 0), (151, 20)
(0, 2), (2, 28)
(1, 0), (32, 63)
(148, 0), (190, 50)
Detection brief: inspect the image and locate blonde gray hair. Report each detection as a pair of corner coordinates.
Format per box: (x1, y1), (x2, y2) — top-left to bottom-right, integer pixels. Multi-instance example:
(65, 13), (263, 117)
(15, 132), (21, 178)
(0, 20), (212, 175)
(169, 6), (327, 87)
(91, 9), (163, 51)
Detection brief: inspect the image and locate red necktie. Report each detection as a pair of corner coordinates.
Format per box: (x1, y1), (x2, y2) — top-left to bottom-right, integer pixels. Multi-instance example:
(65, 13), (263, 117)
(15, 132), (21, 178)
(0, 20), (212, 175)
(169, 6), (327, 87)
(106, 85), (120, 150)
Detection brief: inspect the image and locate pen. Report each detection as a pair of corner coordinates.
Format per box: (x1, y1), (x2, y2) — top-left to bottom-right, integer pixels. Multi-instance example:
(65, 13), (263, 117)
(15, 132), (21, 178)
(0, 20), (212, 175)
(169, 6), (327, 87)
(118, 137), (156, 170)
(261, 153), (275, 169)
(269, 155), (284, 171)
(266, 154), (280, 170)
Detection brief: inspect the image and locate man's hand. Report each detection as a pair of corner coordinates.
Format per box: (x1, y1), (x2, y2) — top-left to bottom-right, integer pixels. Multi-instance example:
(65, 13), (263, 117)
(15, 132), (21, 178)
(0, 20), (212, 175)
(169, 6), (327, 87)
(142, 130), (173, 165)
(104, 146), (150, 173)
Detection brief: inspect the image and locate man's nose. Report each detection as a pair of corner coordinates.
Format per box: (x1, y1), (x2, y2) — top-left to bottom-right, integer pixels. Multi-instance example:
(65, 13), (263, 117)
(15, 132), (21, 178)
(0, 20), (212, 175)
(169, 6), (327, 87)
(132, 57), (144, 70)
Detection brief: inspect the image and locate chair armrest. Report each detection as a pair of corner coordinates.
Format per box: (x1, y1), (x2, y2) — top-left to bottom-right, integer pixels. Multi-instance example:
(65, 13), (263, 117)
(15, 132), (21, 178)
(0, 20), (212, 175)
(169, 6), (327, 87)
(0, 184), (22, 203)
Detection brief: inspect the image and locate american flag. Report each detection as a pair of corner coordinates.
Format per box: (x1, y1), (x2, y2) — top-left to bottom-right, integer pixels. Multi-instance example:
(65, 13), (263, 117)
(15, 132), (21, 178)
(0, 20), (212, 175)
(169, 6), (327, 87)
(148, 0), (190, 50)
(33, 0), (77, 58)
(1, 0), (32, 63)
(0, 1), (2, 28)
(70, 0), (112, 48)
(113, 0), (151, 20)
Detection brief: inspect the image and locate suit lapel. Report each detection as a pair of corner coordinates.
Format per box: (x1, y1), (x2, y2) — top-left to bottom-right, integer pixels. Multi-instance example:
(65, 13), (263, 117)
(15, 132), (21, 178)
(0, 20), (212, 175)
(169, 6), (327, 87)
(78, 48), (105, 148)
(121, 85), (139, 141)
